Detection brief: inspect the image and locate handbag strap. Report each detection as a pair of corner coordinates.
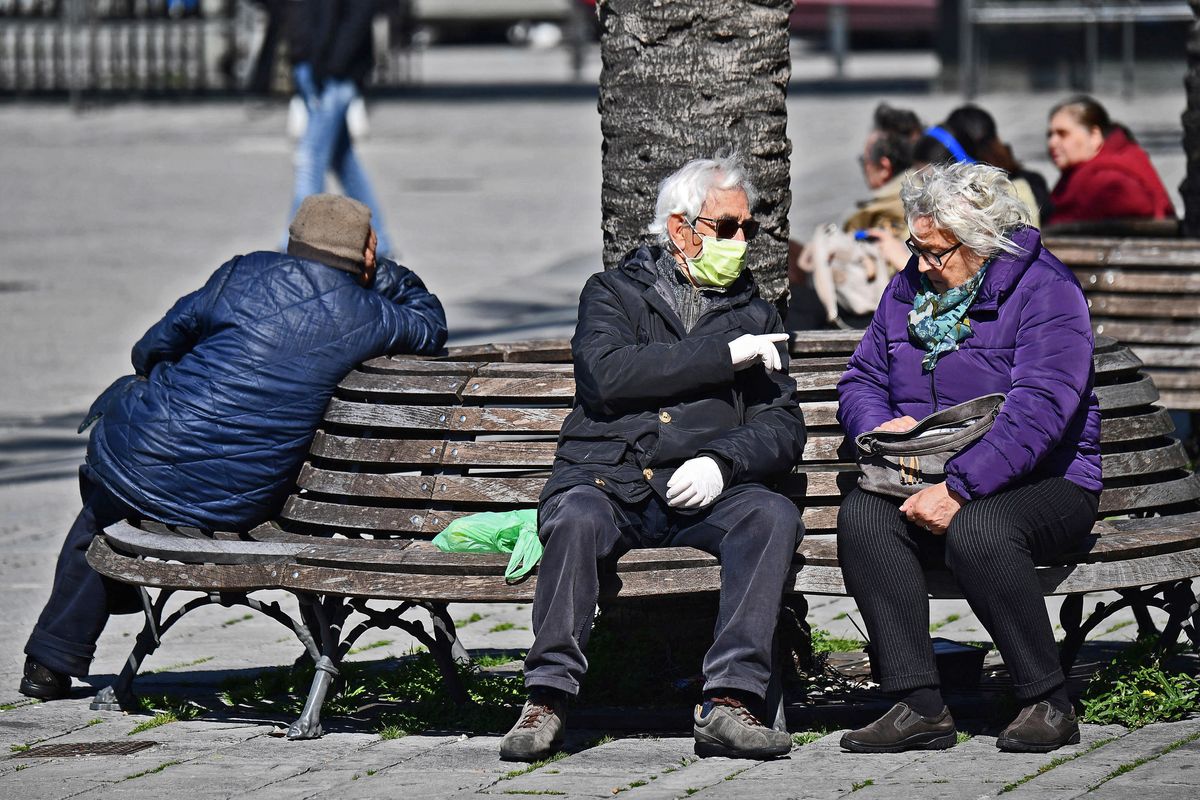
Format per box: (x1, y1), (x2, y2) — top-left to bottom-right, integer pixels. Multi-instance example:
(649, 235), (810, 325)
(856, 393), (1006, 456)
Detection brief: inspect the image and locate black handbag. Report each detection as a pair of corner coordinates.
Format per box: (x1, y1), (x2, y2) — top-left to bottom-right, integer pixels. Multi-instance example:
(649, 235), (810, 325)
(854, 394), (1006, 498)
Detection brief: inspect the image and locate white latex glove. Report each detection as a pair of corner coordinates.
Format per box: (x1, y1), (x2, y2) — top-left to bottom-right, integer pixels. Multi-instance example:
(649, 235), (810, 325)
(728, 333), (788, 372)
(666, 456), (725, 509)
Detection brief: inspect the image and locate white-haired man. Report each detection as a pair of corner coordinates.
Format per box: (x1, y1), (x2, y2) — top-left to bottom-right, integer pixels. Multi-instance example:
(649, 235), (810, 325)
(500, 155), (807, 762)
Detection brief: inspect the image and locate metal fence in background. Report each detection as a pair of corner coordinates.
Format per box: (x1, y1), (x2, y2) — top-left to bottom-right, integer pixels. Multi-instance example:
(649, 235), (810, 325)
(0, 0), (417, 98)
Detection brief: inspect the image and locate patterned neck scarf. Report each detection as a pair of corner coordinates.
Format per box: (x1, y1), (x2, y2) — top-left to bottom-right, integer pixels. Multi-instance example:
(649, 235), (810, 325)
(907, 261), (990, 370)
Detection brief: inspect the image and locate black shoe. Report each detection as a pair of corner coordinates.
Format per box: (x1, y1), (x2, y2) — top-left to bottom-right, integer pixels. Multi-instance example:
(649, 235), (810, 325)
(19, 657), (71, 701)
(997, 701), (1080, 753)
(840, 702), (957, 753)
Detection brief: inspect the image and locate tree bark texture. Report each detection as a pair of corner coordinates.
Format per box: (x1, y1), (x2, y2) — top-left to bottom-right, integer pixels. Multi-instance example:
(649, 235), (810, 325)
(598, 0), (793, 300)
(1182, 1), (1200, 237)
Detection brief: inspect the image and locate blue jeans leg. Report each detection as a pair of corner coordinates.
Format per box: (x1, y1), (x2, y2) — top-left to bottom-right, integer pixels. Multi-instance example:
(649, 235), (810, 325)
(286, 80), (392, 256)
(24, 467), (140, 677)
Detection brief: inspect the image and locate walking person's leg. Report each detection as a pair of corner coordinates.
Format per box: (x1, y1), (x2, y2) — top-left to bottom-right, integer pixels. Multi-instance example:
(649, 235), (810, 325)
(502, 485), (634, 761)
(669, 485), (801, 758)
(943, 477), (1097, 752)
(836, 487), (957, 752)
(284, 80), (346, 239)
(22, 467), (139, 697)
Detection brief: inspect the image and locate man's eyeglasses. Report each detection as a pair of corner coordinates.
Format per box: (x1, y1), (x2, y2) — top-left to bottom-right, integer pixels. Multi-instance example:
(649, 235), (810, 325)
(693, 216), (760, 241)
(905, 237), (963, 268)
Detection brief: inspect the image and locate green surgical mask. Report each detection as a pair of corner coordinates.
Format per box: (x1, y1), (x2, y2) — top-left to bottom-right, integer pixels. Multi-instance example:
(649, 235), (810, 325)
(682, 231), (748, 288)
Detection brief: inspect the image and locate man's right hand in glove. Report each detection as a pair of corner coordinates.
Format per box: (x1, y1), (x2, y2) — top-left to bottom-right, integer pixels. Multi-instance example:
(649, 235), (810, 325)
(728, 333), (789, 372)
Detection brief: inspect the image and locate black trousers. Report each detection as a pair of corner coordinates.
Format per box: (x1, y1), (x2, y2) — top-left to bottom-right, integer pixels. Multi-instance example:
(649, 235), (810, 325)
(25, 466), (141, 677)
(524, 483), (803, 700)
(837, 478), (1098, 702)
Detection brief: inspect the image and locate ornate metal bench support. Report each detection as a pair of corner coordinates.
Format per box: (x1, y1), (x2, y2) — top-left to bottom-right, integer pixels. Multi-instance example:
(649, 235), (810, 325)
(288, 595), (341, 740)
(91, 586), (326, 714)
(1059, 579), (1200, 674)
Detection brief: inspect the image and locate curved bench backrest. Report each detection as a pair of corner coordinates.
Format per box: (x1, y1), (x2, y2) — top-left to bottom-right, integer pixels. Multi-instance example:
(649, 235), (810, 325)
(278, 334), (1200, 547)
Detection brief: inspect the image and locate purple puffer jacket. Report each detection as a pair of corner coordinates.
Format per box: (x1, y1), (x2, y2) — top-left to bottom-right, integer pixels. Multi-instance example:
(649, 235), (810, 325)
(837, 227), (1102, 501)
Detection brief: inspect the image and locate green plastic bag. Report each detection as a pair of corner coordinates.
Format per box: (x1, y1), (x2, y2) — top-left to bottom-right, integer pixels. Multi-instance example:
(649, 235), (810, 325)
(432, 509), (543, 583)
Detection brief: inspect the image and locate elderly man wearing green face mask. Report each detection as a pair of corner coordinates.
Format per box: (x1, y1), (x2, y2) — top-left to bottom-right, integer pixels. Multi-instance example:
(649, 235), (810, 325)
(500, 154), (808, 763)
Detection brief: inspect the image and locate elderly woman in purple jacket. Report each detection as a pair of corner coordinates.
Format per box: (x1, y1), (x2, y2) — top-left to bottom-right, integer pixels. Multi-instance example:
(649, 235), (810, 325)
(835, 162), (1102, 755)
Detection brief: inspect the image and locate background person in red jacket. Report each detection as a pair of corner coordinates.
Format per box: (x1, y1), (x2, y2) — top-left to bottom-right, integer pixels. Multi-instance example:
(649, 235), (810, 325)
(1044, 95), (1176, 226)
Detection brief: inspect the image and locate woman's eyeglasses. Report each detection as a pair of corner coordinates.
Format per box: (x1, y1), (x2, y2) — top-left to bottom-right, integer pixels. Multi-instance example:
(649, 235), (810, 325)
(905, 237), (963, 268)
(693, 216), (760, 241)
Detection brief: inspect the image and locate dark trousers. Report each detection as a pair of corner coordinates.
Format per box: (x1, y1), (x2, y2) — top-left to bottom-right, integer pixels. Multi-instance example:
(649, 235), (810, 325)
(524, 483), (803, 700)
(25, 466), (140, 677)
(837, 478), (1098, 701)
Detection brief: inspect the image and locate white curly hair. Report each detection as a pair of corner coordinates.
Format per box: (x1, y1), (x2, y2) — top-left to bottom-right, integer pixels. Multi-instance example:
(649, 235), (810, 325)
(901, 161), (1031, 258)
(647, 153), (759, 242)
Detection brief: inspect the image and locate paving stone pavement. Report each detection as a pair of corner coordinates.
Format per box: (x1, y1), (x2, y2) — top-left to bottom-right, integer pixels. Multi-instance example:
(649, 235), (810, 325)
(1, 44), (1197, 798)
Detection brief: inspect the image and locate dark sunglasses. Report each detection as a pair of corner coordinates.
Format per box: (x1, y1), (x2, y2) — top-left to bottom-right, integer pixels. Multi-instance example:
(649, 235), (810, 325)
(905, 237), (963, 268)
(693, 215), (760, 241)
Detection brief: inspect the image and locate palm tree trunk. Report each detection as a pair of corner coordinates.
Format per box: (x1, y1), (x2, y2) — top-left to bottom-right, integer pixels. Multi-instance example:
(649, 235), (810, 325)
(1182, 1), (1200, 236)
(598, 0), (793, 301)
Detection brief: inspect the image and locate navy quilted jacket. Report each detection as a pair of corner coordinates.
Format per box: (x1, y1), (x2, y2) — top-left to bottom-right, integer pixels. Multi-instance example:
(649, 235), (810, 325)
(84, 251), (447, 530)
(837, 227), (1102, 501)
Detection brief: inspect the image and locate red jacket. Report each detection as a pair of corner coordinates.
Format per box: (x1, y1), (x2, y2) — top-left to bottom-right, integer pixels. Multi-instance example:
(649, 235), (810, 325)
(1047, 129), (1176, 224)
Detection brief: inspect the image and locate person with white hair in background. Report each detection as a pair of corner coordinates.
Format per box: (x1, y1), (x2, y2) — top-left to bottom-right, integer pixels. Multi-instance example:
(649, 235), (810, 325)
(499, 154), (807, 763)
(836, 162), (1101, 755)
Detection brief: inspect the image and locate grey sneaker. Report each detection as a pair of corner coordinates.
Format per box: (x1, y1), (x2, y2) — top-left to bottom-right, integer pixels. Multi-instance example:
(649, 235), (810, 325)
(997, 701), (1079, 753)
(499, 694), (566, 762)
(840, 702), (957, 753)
(693, 697), (791, 759)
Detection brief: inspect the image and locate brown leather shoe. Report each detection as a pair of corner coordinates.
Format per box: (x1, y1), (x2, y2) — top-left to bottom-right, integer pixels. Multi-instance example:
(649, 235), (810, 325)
(499, 693), (567, 762)
(997, 701), (1079, 753)
(840, 702), (957, 753)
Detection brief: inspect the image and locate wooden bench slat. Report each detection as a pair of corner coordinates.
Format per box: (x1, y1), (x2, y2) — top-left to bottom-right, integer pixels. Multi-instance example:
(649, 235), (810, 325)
(1100, 408), (1175, 442)
(461, 377), (576, 401)
(1102, 440), (1191, 478)
(1091, 320), (1200, 345)
(320, 405), (571, 437)
(1117, 347), (1199, 369)
(1073, 269), (1200, 294)
(1094, 375), (1159, 410)
(281, 496), (466, 536)
(1098, 472), (1200, 515)
(1086, 294), (1200, 319)
(1144, 370), (1200, 390)
(338, 373), (470, 399)
(357, 359), (480, 376)
(103, 521), (303, 562)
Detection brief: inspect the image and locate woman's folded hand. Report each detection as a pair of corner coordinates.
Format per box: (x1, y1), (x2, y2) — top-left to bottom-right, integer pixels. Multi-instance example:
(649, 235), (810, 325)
(873, 415), (918, 433)
(899, 481), (967, 535)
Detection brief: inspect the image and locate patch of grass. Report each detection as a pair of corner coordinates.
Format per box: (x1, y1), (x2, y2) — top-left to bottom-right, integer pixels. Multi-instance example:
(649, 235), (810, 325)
(455, 612), (486, 627)
(0, 699), (39, 711)
(10, 743), (31, 753)
(501, 792), (566, 796)
(1088, 731), (1200, 792)
(999, 736), (1118, 793)
(475, 654), (521, 668)
(811, 627), (865, 654)
(850, 779), (875, 792)
(222, 613), (253, 627)
(791, 728), (833, 747)
(127, 694), (202, 735)
(86, 717), (104, 727)
(629, 779), (648, 787)
(1103, 619), (1135, 636)
(956, 731), (972, 745)
(348, 639), (393, 655)
(928, 614), (961, 633)
(490, 622), (518, 633)
(148, 655), (214, 674)
(832, 612), (848, 621)
(500, 751), (568, 780)
(377, 723), (407, 740)
(724, 767), (749, 781)
(365, 769), (376, 776)
(123, 760), (182, 781)
(12, 764), (29, 772)
(590, 734), (615, 747)
(683, 790), (699, 797)
(1081, 639), (1200, 728)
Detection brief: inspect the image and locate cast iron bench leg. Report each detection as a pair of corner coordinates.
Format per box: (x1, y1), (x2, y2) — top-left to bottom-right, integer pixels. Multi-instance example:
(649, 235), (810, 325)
(288, 595), (341, 740)
(92, 586), (162, 712)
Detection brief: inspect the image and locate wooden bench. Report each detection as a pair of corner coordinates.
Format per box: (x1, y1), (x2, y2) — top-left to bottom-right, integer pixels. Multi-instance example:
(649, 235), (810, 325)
(1046, 235), (1200, 412)
(86, 333), (1200, 738)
